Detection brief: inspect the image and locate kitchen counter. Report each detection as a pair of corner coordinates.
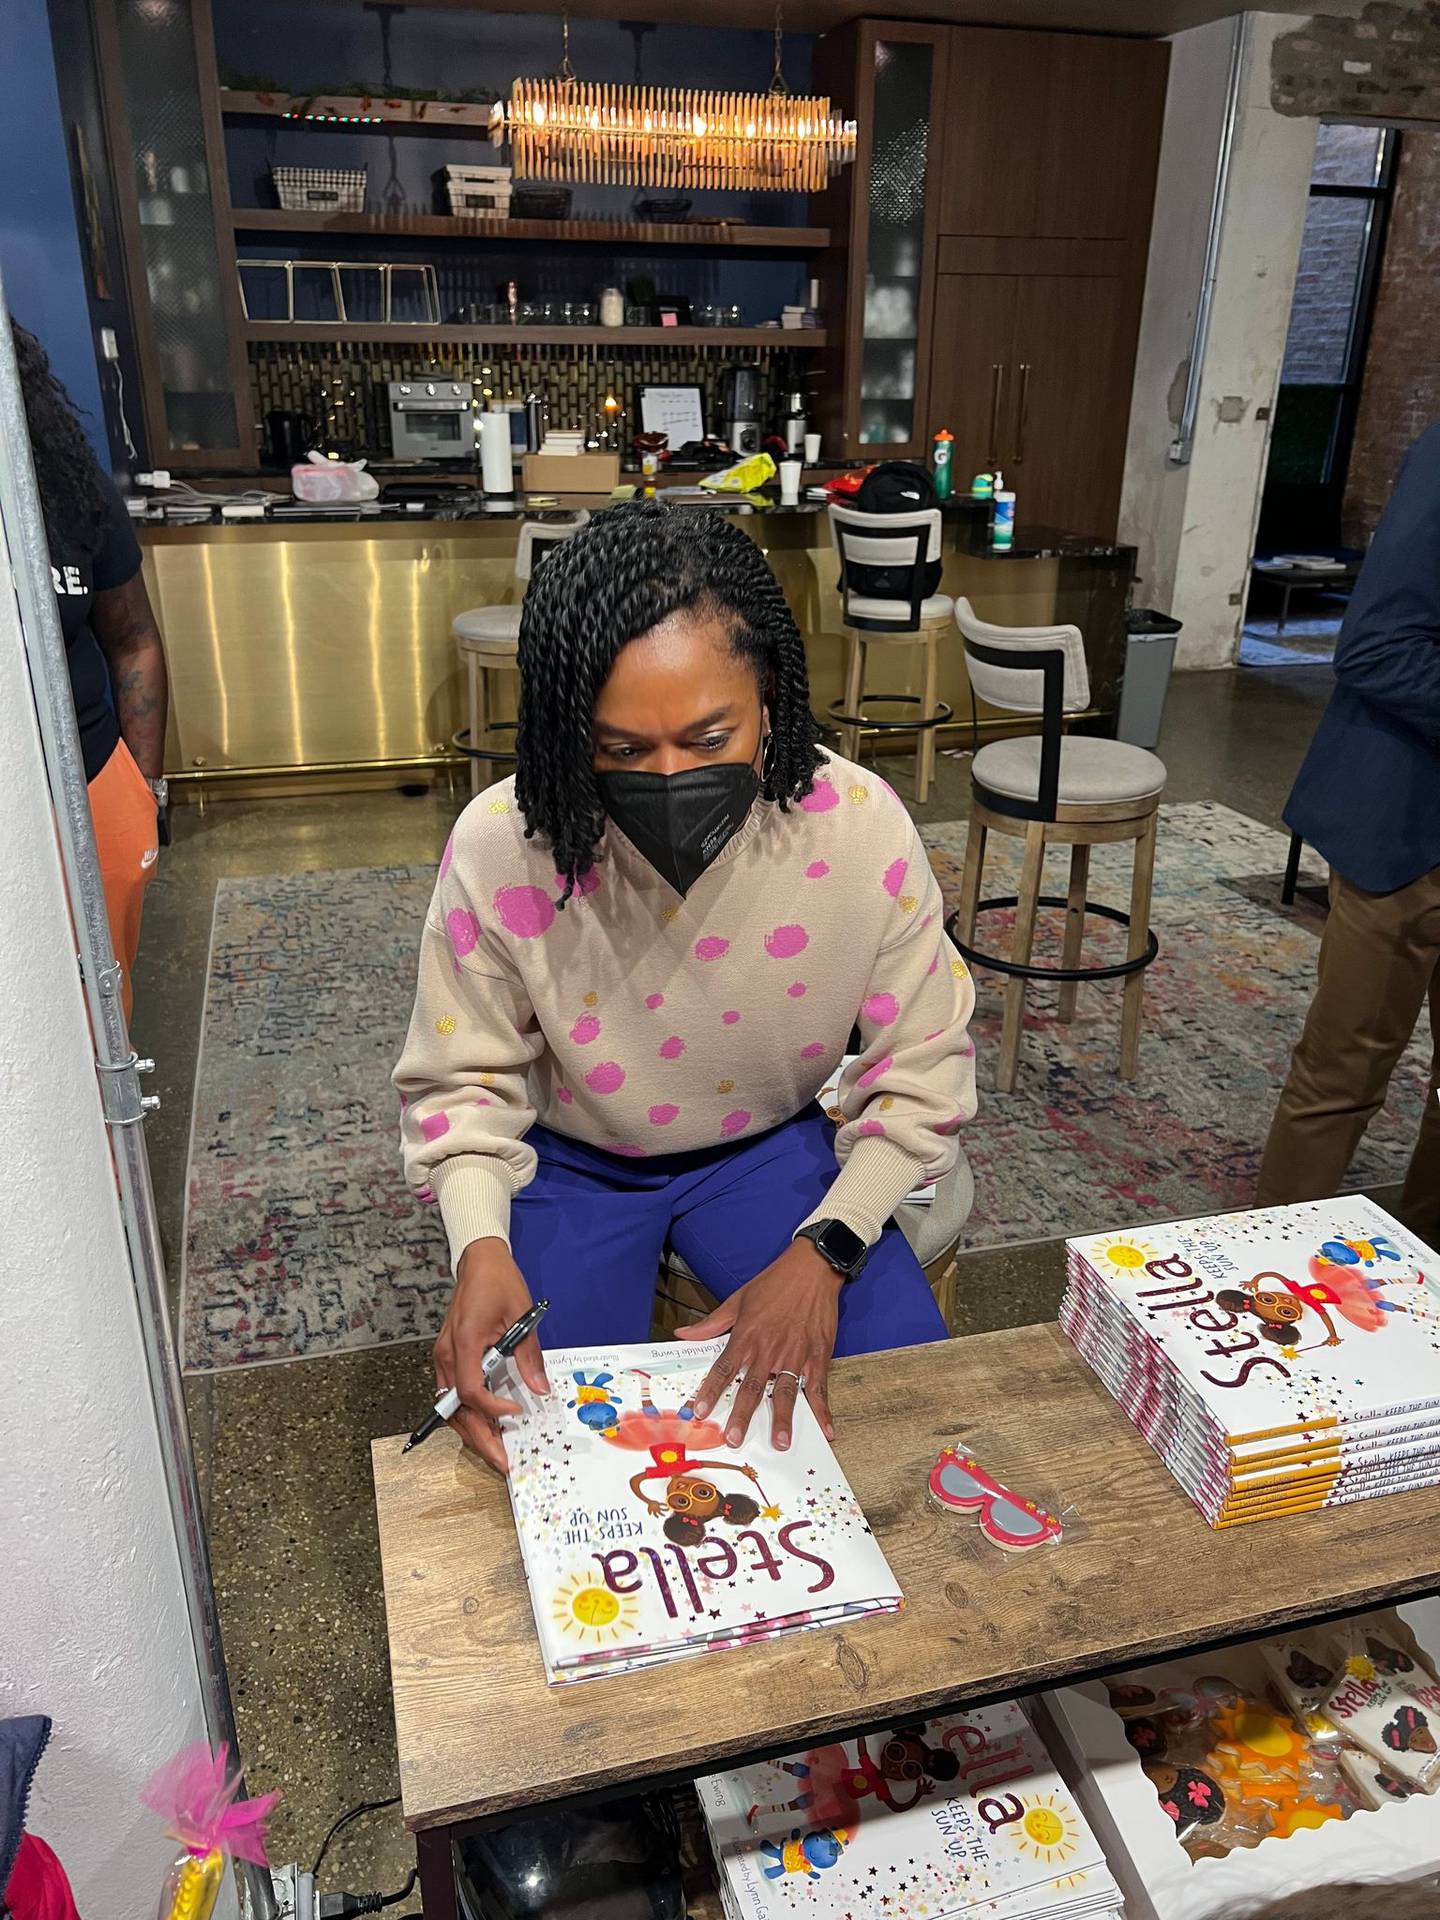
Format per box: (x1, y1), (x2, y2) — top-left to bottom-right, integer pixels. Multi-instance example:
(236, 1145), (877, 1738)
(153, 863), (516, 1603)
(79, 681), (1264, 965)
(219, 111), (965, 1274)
(137, 494), (1133, 788)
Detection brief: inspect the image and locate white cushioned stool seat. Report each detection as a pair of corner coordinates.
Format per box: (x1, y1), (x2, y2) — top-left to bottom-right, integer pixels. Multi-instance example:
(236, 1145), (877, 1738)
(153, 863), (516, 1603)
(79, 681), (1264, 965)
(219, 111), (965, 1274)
(844, 591), (955, 629)
(453, 606), (521, 654)
(973, 734), (1166, 807)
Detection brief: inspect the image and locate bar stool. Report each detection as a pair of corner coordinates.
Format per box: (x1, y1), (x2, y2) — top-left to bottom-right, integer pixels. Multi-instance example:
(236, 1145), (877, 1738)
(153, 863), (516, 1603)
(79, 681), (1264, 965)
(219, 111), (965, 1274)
(451, 513), (588, 793)
(949, 598), (1166, 1091)
(826, 503), (954, 804)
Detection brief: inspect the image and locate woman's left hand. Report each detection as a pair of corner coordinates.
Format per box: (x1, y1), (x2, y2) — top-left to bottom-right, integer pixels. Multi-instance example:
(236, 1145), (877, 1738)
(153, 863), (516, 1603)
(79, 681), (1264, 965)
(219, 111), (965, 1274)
(679, 1241), (842, 1450)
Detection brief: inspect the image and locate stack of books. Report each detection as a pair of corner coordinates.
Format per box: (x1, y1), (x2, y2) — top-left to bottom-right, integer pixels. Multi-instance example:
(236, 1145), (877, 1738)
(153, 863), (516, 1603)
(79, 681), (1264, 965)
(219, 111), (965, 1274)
(699, 1699), (1121, 1920)
(504, 1338), (902, 1685)
(1062, 1199), (1440, 1528)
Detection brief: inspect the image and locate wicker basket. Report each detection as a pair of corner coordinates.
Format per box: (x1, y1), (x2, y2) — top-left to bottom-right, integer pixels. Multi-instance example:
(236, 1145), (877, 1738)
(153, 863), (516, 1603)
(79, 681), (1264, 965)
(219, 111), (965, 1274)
(272, 166), (367, 213)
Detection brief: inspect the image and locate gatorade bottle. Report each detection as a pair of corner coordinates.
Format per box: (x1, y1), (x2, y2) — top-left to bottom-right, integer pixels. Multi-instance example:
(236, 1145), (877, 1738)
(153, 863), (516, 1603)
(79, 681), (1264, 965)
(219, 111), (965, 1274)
(932, 428), (954, 501)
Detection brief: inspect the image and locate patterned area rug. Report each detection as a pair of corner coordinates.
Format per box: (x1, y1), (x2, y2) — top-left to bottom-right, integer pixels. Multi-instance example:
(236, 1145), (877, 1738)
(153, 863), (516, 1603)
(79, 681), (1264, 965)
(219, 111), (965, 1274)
(180, 805), (1430, 1372)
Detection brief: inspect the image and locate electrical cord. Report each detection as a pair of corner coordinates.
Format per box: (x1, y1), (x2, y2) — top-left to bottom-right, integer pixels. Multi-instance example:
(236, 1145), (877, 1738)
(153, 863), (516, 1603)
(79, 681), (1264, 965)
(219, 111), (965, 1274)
(310, 1793), (400, 1876)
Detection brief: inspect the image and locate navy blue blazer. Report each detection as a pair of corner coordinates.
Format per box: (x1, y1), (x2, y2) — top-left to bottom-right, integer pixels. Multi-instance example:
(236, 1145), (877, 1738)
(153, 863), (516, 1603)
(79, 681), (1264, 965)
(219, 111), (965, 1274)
(1286, 422), (1440, 894)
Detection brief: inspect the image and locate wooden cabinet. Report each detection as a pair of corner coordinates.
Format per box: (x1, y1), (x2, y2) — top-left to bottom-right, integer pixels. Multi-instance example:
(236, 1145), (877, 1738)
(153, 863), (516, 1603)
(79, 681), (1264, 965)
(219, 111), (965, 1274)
(922, 28), (1168, 537)
(937, 29), (1167, 244)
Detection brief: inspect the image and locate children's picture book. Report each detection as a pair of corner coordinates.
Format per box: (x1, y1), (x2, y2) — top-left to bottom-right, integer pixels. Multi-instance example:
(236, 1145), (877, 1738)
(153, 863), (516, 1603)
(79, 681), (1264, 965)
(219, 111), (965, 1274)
(698, 1699), (1119, 1920)
(1064, 1199), (1440, 1526)
(504, 1338), (902, 1685)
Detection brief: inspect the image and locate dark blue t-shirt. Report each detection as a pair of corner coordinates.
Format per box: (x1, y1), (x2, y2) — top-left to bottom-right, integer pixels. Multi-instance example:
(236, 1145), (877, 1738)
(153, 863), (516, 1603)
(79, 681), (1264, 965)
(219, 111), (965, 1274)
(51, 476), (142, 783)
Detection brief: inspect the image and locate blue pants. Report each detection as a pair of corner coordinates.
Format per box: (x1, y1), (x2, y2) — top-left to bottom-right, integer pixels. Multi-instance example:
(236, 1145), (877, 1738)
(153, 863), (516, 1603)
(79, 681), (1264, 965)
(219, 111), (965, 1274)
(510, 1109), (946, 1356)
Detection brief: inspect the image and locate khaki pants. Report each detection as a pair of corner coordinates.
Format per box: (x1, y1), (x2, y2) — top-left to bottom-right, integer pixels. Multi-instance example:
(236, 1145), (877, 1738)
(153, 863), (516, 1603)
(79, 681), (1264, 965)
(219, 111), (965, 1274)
(1257, 864), (1440, 1245)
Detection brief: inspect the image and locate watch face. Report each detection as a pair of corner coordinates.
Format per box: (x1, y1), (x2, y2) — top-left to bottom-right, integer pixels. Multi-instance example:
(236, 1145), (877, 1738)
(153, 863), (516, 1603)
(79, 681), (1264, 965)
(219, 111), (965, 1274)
(818, 1220), (867, 1271)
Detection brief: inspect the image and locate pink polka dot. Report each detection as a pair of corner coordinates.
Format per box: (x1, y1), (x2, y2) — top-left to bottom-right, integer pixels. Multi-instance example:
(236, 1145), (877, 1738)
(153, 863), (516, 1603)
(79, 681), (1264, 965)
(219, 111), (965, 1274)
(694, 935), (730, 962)
(556, 1086), (574, 1104)
(585, 1061), (626, 1095)
(765, 924), (809, 960)
(493, 884), (555, 939)
(438, 835), (454, 880)
(805, 860), (830, 879)
(398, 1091), (409, 1110)
(857, 1055), (893, 1089)
(569, 1013), (602, 1046)
(921, 912), (935, 930)
(927, 955), (939, 976)
(720, 1108), (752, 1137)
(858, 1118), (888, 1138)
(474, 1096), (492, 1107)
(645, 993), (665, 1010)
(609, 1144), (647, 1158)
(800, 1042), (827, 1060)
(799, 776), (839, 813)
(924, 1029), (944, 1042)
(788, 982), (807, 999)
(961, 1038), (976, 1058)
(446, 906), (481, 958)
(659, 1035), (686, 1060)
(419, 1112), (450, 1142)
(863, 991), (900, 1028)
(878, 779), (902, 806)
(557, 867), (600, 898)
(935, 1113), (967, 1135)
(415, 1185), (436, 1205)
(722, 1009), (741, 1025)
(883, 857), (907, 899)
(649, 1103), (680, 1126)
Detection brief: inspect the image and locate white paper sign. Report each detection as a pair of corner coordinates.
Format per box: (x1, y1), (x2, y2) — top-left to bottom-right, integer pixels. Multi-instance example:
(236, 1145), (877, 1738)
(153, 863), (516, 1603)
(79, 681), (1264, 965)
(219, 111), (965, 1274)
(640, 385), (706, 447)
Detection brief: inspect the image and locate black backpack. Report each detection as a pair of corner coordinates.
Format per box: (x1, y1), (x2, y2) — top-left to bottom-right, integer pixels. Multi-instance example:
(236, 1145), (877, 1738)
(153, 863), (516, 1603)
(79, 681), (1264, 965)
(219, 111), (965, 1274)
(844, 461), (943, 601)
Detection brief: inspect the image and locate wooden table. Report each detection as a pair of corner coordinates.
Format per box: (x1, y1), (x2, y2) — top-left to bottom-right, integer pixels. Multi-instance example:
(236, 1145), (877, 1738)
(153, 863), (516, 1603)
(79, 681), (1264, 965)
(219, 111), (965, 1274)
(373, 1324), (1440, 1916)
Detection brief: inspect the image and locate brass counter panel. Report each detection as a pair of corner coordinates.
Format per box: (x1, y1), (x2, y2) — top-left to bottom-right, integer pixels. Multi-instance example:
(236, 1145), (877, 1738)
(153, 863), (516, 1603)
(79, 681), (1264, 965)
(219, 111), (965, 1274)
(142, 518), (1124, 782)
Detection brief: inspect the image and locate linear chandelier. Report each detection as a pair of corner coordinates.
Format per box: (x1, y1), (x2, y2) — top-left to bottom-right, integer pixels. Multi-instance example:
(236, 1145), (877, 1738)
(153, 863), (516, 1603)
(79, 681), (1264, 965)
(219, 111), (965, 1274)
(493, 8), (856, 193)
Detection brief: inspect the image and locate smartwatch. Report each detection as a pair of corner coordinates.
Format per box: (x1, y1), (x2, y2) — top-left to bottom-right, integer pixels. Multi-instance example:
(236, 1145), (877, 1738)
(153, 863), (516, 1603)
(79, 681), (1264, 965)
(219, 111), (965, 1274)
(794, 1218), (870, 1280)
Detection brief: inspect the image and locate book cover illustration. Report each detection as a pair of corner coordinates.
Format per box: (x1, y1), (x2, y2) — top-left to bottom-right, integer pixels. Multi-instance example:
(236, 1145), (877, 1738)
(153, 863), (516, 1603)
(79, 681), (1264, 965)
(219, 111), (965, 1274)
(699, 1700), (1119, 1920)
(505, 1340), (902, 1685)
(1067, 1200), (1440, 1443)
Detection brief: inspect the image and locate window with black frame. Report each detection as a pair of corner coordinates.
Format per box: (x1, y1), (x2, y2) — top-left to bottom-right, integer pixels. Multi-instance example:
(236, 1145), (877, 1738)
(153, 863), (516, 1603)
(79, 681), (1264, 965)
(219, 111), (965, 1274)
(1257, 124), (1400, 554)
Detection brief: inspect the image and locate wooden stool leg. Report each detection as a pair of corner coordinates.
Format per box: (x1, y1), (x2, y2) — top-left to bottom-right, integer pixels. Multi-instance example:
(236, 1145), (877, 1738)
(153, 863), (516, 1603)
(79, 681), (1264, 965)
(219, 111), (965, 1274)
(466, 652), (482, 798)
(1057, 842), (1091, 1024)
(840, 632), (864, 763)
(997, 820), (1046, 1093)
(954, 810), (988, 950)
(916, 630), (940, 805)
(1119, 810), (1159, 1081)
(928, 1255), (957, 1332)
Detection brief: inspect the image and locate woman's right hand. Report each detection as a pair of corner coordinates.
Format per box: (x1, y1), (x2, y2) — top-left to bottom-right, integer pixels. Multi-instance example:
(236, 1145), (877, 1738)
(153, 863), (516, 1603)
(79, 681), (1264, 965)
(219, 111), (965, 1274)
(433, 1237), (551, 1473)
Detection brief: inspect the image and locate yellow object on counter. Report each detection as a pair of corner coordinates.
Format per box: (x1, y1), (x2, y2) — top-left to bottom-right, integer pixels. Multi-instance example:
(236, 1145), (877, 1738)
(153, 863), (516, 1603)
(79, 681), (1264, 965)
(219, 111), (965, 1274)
(158, 1847), (227, 1920)
(699, 451), (776, 493)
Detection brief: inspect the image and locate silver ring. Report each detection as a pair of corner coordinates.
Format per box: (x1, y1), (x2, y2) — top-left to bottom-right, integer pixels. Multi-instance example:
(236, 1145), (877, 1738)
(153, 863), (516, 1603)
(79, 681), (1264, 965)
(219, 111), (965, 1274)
(771, 1368), (806, 1391)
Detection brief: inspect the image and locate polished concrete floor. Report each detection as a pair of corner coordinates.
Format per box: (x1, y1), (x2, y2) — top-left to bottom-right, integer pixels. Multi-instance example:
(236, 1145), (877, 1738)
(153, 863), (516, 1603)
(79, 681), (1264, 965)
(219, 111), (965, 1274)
(131, 660), (1342, 1890)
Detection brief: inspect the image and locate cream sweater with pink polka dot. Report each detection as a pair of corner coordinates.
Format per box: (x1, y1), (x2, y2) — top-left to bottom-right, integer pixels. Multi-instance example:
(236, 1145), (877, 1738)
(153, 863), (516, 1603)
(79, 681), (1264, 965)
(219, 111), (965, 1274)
(393, 751), (977, 1266)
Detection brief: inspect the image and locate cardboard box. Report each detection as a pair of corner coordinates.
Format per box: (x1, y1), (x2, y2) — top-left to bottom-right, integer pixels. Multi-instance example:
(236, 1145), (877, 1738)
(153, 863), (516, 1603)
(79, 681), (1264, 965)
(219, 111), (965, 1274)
(522, 452), (619, 494)
(1036, 1600), (1440, 1918)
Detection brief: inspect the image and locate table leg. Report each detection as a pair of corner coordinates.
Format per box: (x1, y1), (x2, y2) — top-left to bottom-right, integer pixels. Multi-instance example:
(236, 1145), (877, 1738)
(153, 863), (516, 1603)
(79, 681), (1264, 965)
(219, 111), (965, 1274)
(1281, 831), (1303, 906)
(1278, 583), (1291, 634)
(416, 1827), (460, 1920)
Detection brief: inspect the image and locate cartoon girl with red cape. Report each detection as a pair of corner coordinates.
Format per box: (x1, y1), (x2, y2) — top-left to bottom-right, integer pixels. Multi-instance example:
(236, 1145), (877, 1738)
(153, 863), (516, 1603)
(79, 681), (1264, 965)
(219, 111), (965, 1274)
(602, 1376), (779, 1545)
(745, 1728), (965, 1828)
(1216, 1233), (1433, 1349)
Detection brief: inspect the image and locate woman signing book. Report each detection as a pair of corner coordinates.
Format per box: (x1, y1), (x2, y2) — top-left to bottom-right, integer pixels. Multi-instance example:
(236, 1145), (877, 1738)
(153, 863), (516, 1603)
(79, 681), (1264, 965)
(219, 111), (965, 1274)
(394, 502), (976, 1473)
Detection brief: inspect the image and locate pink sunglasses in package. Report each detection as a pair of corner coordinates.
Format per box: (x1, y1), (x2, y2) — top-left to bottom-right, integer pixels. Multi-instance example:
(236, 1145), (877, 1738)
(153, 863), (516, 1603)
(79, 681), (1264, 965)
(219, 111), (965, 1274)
(927, 1446), (1066, 1553)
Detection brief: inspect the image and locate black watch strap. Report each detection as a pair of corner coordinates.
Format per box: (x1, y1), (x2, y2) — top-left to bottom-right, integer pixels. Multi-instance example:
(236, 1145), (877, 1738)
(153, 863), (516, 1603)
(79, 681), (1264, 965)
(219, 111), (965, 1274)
(794, 1218), (870, 1280)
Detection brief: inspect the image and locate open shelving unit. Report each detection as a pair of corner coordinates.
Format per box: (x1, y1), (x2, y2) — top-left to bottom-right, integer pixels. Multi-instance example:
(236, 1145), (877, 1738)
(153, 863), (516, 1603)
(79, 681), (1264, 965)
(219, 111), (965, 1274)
(242, 321), (828, 348)
(221, 87), (496, 128)
(231, 209), (831, 249)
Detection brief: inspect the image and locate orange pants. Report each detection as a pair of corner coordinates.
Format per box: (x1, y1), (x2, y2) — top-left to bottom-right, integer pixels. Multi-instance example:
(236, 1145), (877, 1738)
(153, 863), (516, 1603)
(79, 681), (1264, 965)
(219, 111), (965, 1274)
(88, 739), (159, 1021)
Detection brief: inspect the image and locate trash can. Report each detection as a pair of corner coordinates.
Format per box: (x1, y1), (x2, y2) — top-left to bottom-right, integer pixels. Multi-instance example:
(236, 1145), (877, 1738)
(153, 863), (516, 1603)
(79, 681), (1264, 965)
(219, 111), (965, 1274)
(1116, 608), (1182, 750)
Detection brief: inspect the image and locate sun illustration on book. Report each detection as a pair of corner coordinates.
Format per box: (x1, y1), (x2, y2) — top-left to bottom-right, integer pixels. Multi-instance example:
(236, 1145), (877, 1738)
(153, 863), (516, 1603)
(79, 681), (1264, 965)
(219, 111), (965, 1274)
(1012, 1795), (1084, 1866)
(1092, 1235), (1155, 1272)
(550, 1571), (640, 1646)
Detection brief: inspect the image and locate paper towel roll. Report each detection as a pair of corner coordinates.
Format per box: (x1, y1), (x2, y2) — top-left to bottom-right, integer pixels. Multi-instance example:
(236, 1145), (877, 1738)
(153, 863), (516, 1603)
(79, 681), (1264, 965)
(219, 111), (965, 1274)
(480, 408), (514, 495)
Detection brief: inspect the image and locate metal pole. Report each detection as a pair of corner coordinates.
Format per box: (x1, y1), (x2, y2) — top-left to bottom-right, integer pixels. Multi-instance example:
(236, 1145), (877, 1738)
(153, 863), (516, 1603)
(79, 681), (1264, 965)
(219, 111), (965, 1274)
(0, 275), (276, 1920)
(1169, 12), (1247, 466)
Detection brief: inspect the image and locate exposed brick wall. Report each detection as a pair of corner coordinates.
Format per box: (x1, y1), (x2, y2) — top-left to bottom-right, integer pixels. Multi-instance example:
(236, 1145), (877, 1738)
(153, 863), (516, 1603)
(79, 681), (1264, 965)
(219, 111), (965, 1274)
(1273, 3), (1440, 123)
(1343, 130), (1440, 544)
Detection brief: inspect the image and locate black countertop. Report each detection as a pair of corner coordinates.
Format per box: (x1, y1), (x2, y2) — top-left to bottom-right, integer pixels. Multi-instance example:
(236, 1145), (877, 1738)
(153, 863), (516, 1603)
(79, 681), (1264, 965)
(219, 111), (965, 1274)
(134, 484), (1133, 559)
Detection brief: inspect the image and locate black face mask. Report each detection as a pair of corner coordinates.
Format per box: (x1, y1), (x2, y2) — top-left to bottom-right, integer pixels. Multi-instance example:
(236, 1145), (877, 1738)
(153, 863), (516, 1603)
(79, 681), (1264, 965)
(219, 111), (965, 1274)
(597, 753), (763, 897)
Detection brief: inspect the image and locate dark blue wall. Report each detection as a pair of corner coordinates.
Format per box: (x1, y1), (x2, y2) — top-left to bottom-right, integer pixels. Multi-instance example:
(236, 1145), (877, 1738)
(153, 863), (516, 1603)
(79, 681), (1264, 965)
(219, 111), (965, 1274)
(0, 0), (109, 463)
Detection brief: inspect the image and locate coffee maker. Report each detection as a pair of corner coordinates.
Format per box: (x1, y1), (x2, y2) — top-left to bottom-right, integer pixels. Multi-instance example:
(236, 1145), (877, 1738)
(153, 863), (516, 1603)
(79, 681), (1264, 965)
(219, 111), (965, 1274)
(721, 363), (761, 456)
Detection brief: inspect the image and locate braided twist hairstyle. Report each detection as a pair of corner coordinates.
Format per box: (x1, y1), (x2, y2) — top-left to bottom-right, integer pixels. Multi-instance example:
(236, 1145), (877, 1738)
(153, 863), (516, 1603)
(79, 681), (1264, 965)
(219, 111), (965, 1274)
(515, 498), (822, 900)
(13, 323), (108, 560)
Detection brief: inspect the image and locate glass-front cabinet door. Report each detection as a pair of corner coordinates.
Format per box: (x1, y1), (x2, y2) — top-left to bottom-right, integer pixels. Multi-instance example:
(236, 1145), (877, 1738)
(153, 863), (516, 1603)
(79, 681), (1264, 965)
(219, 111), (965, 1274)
(838, 24), (947, 462)
(97, 0), (254, 467)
